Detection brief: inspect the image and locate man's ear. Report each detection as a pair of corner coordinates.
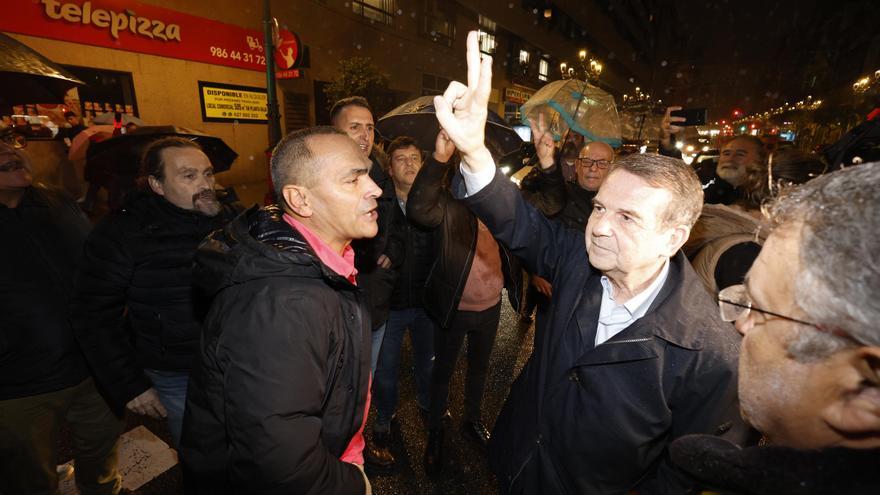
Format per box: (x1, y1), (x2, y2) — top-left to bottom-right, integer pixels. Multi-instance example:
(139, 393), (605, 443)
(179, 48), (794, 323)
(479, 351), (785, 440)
(147, 176), (165, 197)
(666, 225), (691, 256)
(821, 347), (880, 438)
(282, 184), (312, 218)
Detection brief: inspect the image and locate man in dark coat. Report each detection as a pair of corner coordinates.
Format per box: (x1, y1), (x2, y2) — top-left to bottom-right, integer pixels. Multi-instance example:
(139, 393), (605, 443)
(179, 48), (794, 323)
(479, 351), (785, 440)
(71, 137), (239, 448)
(0, 143), (122, 495)
(180, 127), (377, 494)
(330, 96), (398, 373)
(367, 137), (438, 470)
(408, 130), (523, 474)
(671, 163), (880, 494)
(431, 31), (745, 494)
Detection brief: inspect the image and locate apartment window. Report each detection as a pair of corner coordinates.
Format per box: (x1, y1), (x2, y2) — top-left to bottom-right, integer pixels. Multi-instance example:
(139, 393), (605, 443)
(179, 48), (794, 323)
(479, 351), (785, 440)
(424, 11), (455, 47)
(518, 50), (530, 64)
(478, 14), (496, 54)
(421, 73), (451, 96)
(352, 0), (394, 25)
(538, 58), (549, 81)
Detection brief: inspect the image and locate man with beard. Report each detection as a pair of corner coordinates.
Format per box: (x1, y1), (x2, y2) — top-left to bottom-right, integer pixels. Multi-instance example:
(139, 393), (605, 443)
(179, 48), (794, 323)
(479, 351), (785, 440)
(660, 106), (767, 205)
(71, 137), (239, 448)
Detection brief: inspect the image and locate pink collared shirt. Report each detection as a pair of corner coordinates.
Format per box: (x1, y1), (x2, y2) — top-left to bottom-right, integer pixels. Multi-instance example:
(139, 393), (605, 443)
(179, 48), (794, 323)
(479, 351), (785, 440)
(282, 213), (368, 465)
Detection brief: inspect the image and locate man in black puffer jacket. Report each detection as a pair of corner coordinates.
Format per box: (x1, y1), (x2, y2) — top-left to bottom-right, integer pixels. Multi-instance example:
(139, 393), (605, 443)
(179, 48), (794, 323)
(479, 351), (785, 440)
(181, 127), (375, 494)
(71, 137), (239, 448)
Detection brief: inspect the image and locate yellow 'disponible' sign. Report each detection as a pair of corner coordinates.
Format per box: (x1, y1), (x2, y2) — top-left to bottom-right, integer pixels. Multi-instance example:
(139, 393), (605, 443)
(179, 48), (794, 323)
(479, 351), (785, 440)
(198, 81), (267, 123)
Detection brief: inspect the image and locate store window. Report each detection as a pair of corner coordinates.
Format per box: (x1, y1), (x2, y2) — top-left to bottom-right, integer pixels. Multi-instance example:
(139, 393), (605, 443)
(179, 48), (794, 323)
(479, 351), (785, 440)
(539, 58), (549, 81)
(0, 65), (138, 140)
(352, 0), (395, 25)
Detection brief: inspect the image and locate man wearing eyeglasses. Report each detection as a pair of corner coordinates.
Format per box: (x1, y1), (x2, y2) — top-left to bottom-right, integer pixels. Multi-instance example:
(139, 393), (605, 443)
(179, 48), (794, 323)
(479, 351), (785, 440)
(433, 31), (745, 494)
(671, 163), (880, 494)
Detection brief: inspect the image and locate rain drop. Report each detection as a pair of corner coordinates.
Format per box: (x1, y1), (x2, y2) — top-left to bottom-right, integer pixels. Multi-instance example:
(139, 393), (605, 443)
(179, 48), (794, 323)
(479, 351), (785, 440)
(676, 72), (683, 79)
(686, 97), (693, 103)
(396, 9), (402, 15)
(628, 77), (635, 83)
(356, 44), (362, 50)
(608, 52), (616, 59)
(509, 3), (514, 8)
(660, 60), (667, 67)
(249, 155), (255, 161)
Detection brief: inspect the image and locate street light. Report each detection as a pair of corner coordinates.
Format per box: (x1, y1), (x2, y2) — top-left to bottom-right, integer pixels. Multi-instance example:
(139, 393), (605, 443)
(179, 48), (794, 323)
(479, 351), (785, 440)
(560, 48), (603, 83)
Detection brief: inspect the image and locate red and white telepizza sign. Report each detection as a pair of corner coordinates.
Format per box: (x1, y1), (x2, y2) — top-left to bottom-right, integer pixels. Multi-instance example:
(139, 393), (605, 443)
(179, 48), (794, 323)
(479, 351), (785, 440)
(1, 0), (300, 74)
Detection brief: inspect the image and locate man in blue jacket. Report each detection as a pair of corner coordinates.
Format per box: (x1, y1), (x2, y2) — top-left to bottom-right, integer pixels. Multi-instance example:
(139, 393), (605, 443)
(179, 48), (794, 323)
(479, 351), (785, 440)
(432, 32), (746, 494)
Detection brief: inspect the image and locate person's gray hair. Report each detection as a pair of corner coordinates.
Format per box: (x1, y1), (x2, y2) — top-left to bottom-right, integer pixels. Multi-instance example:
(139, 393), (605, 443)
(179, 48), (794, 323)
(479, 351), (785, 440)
(270, 126), (347, 207)
(763, 162), (880, 360)
(609, 153), (704, 228)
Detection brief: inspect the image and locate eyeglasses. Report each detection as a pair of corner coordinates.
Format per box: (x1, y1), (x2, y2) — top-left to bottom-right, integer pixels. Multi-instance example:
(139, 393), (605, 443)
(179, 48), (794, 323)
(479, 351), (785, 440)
(717, 284), (862, 345)
(575, 157), (610, 169)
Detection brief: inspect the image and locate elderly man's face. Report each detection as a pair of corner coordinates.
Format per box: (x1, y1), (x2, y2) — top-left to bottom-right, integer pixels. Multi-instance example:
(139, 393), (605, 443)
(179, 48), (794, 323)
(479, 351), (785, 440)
(0, 145), (33, 192)
(148, 147), (220, 216)
(334, 105), (375, 157)
(586, 169), (681, 281)
(735, 226), (870, 448)
(576, 142), (614, 191)
(717, 138), (762, 187)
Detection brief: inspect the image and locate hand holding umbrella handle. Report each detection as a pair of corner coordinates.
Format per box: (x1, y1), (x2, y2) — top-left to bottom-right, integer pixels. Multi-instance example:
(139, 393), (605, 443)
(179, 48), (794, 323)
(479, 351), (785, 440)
(433, 31), (495, 175)
(529, 113), (556, 171)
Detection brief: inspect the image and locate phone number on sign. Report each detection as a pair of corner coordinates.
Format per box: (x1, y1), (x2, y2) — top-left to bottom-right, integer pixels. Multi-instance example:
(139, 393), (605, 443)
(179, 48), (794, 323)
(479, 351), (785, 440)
(209, 47), (265, 65)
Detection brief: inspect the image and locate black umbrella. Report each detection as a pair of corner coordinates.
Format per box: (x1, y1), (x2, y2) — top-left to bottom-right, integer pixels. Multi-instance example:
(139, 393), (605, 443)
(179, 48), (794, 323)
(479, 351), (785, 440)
(377, 95), (523, 158)
(86, 126), (239, 177)
(0, 33), (84, 108)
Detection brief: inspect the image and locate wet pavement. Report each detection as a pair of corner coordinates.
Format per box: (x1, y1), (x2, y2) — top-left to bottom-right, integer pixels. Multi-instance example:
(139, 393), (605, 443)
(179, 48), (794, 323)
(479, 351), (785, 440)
(61, 297), (533, 495)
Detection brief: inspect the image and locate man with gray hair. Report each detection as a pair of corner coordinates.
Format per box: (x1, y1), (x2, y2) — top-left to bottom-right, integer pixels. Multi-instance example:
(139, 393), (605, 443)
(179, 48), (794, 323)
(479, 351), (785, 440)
(431, 31), (746, 493)
(181, 126), (378, 494)
(671, 163), (880, 494)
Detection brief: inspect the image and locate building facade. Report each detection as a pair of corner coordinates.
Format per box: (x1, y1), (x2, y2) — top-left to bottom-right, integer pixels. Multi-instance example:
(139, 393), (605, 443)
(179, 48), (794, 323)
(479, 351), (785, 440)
(3, 0), (651, 206)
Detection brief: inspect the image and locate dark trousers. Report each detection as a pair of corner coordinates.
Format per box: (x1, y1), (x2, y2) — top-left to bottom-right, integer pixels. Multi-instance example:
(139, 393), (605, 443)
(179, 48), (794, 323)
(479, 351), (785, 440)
(429, 302), (501, 428)
(0, 377), (123, 495)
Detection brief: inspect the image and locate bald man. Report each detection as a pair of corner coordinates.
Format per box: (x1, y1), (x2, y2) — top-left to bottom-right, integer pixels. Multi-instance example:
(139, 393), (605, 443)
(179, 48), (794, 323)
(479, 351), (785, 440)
(522, 140), (615, 231)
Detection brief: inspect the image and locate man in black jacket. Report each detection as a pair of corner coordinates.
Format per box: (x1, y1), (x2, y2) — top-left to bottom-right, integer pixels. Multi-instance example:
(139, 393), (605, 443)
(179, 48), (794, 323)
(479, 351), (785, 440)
(408, 130), (523, 474)
(0, 143), (122, 495)
(331, 96), (398, 373)
(71, 137), (238, 448)
(181, 127), (376, 494)
(368, 137), (438, 469)
(431, 32), (745, 494)
(671, 163), (880, 495)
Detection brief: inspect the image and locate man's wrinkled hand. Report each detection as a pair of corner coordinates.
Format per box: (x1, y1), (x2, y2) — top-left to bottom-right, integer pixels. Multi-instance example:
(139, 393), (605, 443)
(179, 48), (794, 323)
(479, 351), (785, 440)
(529, 113), (556, 170)
(532, 275), (553, 298)
(126, 387), (167, 419)
(433, 31), (495, 174)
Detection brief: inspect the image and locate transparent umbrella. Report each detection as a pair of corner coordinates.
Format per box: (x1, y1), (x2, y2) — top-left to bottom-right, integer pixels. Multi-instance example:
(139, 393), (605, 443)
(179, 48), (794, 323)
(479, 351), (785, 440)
(520, 79), (621, 147)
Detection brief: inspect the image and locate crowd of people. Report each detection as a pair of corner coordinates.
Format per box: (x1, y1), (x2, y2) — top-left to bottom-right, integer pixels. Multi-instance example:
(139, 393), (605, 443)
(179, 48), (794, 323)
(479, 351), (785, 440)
(1, 30), (878, 495)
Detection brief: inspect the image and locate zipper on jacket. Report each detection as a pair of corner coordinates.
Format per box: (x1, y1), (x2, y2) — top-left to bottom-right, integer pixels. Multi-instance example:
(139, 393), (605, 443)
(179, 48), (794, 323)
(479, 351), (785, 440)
(444, 217), (478, 325)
